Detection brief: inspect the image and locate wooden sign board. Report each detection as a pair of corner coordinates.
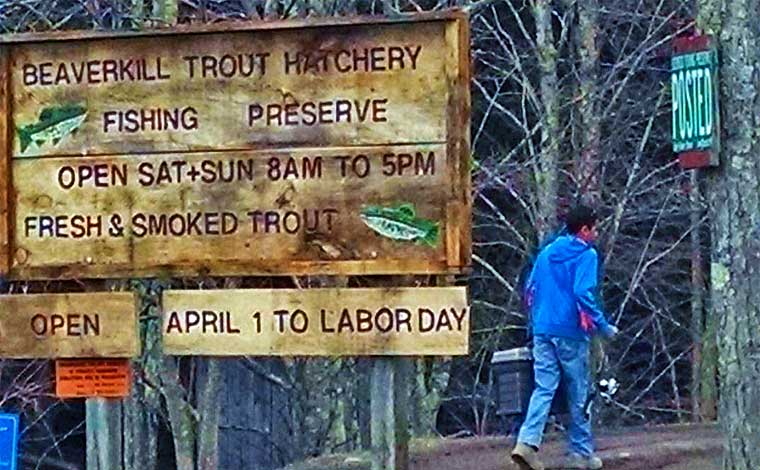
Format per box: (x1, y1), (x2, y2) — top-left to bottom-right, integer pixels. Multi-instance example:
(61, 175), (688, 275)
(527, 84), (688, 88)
(0, 13), (471, 280)
(55, 358), (131, 398)
(162, 287), (469, 356)
(0, 293), (138, 358)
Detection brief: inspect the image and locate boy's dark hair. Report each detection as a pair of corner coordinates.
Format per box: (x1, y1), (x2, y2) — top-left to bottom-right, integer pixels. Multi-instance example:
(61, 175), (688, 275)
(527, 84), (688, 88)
(566, 205), (598, 234)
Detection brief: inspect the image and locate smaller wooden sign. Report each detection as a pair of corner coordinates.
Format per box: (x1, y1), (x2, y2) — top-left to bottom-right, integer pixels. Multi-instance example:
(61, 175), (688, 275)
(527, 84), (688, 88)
(55, 359), (131, 398)
(162, 287), (469, 356)
(0, 292), (138, 358)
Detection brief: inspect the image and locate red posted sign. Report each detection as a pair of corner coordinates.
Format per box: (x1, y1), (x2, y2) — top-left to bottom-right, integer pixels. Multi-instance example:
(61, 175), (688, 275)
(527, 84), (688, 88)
(55, 359), (131, 398)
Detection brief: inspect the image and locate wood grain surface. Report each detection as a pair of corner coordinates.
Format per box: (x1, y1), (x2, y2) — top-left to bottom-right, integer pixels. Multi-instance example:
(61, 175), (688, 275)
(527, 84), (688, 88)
(0, 14), (471, 279)
(0, 292), (139, 358)
(162, 287), (469, 356)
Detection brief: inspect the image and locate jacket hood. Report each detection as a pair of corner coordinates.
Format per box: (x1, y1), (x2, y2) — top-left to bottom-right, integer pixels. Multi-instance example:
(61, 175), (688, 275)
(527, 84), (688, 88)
(547, 235), (592, 263)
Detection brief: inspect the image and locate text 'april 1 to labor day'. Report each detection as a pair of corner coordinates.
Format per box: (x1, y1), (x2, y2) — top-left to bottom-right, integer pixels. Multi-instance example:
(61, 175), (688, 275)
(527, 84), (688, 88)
(164, 305), (468, 336)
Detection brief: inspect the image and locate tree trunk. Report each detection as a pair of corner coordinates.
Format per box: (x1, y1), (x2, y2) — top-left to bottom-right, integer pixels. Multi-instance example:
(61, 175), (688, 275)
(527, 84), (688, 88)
(699, 0), (760, 467)
(409, 359), (425, 436)
(533, 0), (560, 236)
(688, 171), (706, 422)
(576, 0), (601, 204)
(129, 0), (144, 29)
(340, 383), (355, 450)
(86, 399), (123, 470)
(123, 282), (161, 470)
(153, 0), (178, 25)
(330, 388), (348, 449)
(123, 378), (159, 470)
(409, 357), (450, 436)
(356, 357), (373, 450)
(163, 356), (197, 470)
(196, 358), (222, 470)
(700, 307), (718, 421)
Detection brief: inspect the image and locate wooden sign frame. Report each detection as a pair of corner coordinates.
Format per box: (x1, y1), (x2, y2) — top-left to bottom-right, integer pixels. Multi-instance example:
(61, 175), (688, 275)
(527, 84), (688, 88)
(0, 12), (471, 280)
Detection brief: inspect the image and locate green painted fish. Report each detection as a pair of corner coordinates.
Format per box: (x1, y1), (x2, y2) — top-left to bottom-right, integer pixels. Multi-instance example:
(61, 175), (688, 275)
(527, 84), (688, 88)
(360, 203), (439, 247)
(17, 104), (87, 153)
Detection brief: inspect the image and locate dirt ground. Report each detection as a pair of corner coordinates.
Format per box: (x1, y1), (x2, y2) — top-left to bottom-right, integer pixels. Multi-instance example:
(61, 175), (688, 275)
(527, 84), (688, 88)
(411, 424), (721, 470)
(284, 423), (721, 470)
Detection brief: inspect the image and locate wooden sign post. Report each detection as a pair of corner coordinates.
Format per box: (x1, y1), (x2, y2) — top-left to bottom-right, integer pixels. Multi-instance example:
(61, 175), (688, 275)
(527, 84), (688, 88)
(372, 357), (410, 470)
(0, 11), (471, 470)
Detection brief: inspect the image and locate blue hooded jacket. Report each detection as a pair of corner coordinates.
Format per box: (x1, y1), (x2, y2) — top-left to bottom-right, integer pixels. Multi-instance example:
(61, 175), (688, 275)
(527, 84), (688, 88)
(526, 234), (613, 341)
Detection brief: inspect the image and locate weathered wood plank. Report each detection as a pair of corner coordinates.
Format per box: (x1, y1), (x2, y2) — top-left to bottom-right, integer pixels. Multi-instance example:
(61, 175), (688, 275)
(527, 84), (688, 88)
(445, 15), (472, 269)
(0, 46), (10, 275)
(10, 259), (464, 281)
(11, 145), (455, 278)
(10, 23), (448, 157)
(2, 14), (472, 280)
(162, 287), (469, 356)
(0, 292), (139, 358)
(456, 15), (472, 269)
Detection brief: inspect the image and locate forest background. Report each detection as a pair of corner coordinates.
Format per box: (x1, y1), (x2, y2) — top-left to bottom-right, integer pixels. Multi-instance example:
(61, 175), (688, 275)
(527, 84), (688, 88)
(0, 0), (746, 469)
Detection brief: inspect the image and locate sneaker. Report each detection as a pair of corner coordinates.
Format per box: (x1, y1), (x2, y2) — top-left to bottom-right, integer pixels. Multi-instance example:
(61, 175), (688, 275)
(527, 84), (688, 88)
(510, 442), (545, 470)
(565, 453), (603, 469)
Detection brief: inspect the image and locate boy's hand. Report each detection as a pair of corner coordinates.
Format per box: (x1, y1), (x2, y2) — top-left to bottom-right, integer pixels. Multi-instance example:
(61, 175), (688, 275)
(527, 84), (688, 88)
(604, 325), (619, 338)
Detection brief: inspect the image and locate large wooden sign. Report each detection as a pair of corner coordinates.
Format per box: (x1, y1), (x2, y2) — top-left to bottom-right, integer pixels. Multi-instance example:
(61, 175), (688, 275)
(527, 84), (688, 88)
(0, 293), (138, 358)
(162, 287), (469, 356)
(0, 13), (471, 280)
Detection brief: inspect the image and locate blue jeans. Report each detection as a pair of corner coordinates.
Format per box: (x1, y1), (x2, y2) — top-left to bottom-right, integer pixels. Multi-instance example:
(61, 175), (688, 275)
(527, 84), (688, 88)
(517, 335), (594, 456)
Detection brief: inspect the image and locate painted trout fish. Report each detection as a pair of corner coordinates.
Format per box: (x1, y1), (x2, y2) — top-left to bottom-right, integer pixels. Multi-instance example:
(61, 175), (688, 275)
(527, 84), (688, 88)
(360, 204), (439, 247)
(17, 104), (87, 153)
